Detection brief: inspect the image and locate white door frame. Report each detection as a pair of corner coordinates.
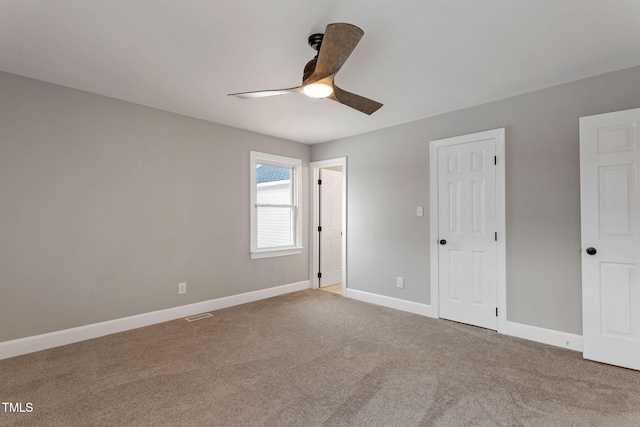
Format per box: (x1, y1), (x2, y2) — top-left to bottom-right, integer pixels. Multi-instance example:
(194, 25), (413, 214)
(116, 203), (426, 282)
(310, 157), (348, 293)
(429, 128), (507, 333)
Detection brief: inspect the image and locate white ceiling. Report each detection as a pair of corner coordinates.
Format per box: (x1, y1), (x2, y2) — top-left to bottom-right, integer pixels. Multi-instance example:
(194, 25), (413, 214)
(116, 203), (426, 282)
(1, 1), (640, 144)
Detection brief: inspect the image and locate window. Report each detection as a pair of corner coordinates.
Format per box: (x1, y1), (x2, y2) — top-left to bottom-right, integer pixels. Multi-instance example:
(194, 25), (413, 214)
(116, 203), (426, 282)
(250, 151), (303, 259)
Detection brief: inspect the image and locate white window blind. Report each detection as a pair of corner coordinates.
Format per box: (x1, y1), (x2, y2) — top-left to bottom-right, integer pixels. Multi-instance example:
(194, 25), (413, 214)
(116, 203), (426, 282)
(250, 152), (302, 259)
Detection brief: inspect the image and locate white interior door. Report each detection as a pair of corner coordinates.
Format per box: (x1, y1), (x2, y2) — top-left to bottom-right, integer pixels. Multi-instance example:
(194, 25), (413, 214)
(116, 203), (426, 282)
(438, 137), (498, 330)
(319, 168), (342, 287)
(580, 108), (640, 371)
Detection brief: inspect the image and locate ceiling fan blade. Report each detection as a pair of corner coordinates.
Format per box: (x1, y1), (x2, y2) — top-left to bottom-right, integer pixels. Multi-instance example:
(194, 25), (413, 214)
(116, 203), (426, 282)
(328, 85), (383, 115)
(228, 87), (301, 99)
(306, 23), (364, 83)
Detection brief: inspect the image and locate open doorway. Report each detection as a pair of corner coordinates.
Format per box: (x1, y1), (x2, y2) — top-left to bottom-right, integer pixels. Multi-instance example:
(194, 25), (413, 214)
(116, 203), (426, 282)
(310, 158), (347, 296)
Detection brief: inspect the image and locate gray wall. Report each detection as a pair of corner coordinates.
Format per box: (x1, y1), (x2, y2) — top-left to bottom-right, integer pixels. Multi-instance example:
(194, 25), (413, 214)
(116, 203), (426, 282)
(3, 66), (639, 343)
(311, 65), (640, 335)
(0, 72), (310, 342)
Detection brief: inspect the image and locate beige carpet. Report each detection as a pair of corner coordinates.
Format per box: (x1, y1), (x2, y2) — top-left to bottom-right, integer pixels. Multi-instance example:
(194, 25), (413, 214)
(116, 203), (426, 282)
(1, 289), (640, 426)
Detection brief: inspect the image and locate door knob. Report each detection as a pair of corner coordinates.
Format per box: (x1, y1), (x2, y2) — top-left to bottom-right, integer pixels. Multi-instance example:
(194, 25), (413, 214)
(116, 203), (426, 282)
(586, 247), (597, 255)
(439, 239), (447, 245)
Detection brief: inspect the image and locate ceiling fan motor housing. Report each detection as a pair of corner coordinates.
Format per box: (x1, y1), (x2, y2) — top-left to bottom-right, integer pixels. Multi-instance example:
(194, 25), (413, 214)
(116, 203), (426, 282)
(303, 58), (318, 82)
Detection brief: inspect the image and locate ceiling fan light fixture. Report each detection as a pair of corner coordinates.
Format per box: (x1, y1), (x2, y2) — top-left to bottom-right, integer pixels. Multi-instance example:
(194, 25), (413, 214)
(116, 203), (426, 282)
(303, 83), (333, 98)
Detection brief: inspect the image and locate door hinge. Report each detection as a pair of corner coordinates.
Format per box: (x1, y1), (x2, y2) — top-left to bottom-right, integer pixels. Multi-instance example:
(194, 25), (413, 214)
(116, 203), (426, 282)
(318, 179), (322, 185)
(494, 156), (497, 165)
(317, 272), (322, 279)
(495, 232), (497, 241)
(318, 226), (322, 232)
(496, 307), (498, 317)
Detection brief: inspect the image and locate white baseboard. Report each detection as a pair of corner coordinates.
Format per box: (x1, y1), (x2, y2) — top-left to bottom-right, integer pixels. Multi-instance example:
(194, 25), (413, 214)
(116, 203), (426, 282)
(0, 280), (310, 360)
(344, 289), (582, 353)
(345, 288), (435, 318)
(506, 321), (583, 352)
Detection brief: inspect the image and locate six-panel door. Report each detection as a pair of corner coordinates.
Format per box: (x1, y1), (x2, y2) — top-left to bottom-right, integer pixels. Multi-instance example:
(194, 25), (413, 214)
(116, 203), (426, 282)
(580, 108), (640, 371)
(319, 168), (343, 287)
(438, 138), (498, 330)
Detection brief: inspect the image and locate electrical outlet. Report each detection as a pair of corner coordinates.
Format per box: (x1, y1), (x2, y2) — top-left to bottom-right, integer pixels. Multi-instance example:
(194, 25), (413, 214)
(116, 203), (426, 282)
(178, 282), (187, 295)
(396, 277), (404, 288)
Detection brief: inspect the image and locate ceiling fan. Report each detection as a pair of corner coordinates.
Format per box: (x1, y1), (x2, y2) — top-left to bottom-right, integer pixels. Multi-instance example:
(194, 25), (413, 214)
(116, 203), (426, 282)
(228, 23), (383, 115)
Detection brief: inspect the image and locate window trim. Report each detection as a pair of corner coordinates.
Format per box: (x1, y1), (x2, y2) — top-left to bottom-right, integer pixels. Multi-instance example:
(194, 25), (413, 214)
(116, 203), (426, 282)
(250, 151), (303, 259)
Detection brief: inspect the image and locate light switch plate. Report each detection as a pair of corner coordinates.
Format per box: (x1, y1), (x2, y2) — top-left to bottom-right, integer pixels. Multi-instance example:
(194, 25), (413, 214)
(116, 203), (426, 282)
(417, 207), (424, 216)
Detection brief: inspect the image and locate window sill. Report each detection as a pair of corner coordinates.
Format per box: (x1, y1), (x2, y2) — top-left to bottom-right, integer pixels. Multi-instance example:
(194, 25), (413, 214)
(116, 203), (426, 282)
(250, 247), (303, 260)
